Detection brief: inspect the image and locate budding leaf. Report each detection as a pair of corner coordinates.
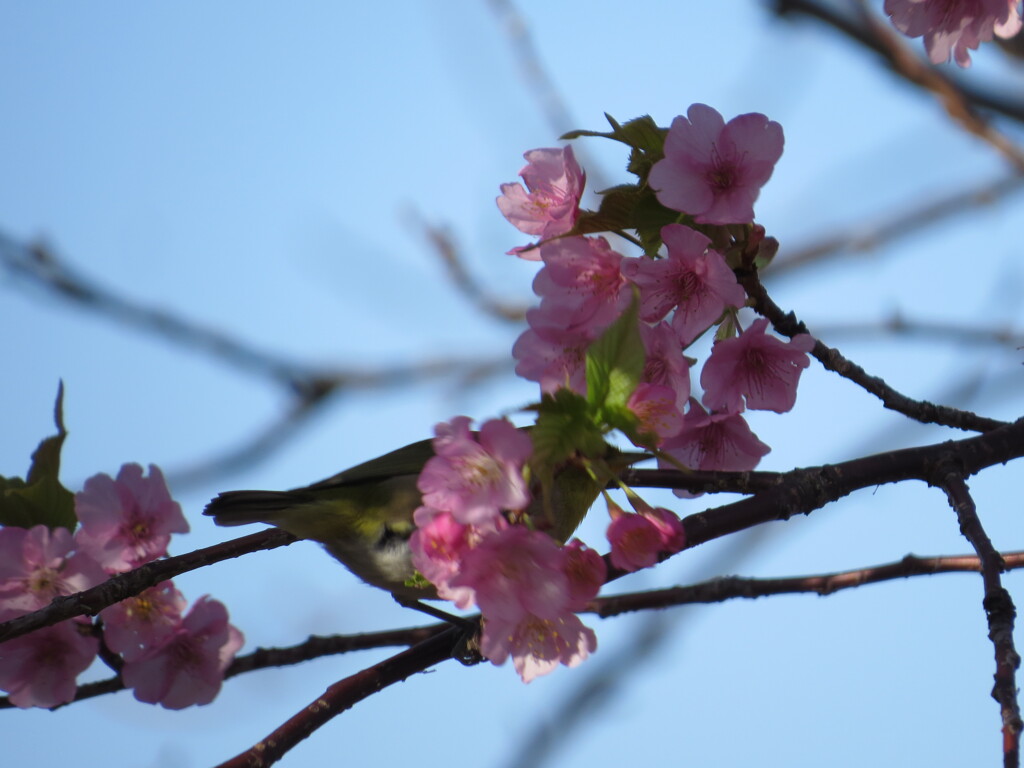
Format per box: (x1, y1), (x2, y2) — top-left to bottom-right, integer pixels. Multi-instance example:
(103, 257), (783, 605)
(585, 289), (644, 421)
(0, 383), (76, 531)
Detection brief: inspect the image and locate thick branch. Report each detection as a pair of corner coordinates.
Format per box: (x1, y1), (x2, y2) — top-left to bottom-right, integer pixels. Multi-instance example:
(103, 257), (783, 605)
(214, 626), (465, 768)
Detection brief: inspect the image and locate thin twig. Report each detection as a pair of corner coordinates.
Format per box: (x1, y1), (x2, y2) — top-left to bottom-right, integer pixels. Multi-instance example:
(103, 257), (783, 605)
(592, 550), (1024, 616)
(738, 266), (1008, 433)
(770, 173), (1024, 277)
(938, 469), (1022, 767)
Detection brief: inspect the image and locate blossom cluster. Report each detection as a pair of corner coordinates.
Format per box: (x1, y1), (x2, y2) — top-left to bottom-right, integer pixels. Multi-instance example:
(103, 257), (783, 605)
(0, 464), (242, 709)
(884, 0), (1022, 67)
(411, 104), (812, 683)
(502, 104), (813, 482)
(409, 417), (685, 682)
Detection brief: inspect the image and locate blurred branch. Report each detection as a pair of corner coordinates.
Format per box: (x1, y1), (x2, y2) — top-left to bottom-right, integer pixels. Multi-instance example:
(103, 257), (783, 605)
(739, 266), (1009, 432)
(769, 172), (1024, 277)
(770, 0), (1024, 130)
(0, 231), (513, 489)
(810, 313), (1024, 351)
(938, 469), (1022, 766)
(403, 207), (529, 322)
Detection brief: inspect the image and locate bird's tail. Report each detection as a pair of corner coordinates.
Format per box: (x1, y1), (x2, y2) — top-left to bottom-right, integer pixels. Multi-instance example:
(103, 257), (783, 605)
(203, 490), (311, 527)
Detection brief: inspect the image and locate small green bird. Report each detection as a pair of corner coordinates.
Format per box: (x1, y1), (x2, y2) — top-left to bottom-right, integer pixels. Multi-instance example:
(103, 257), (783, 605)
(204, 435), (642, 600)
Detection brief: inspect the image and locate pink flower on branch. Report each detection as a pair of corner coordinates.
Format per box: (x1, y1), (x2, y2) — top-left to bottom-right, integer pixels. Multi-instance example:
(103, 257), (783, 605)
(607, 504), (686, 572)
(0, 617), (98, 708)
(885, 0), (1022, 67)
(409, 511), (477, 608)
(100, 581), (187, 662)
(480, 611), (597, 683)
(0, 525), (104, 614)
(639, 320), (692, 413)
(418, 417), (533, 527)
(661, 399), (770, 486)
(533, 236), (630, 331)
(649, 104), (783, 225)
(122, 596), (243, 710)
(513, 304), (598, 395)
(627, 383), (685, 445)
(451, 525), (571, 623)
(497, 146), (585, 258)
(75, 463), (189, 573)
(701, 318), (815, 414)
(622, 224), (746, 345)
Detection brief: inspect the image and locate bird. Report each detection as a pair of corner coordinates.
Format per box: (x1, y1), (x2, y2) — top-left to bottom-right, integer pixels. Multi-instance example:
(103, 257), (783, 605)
(204, 434), (644, 600)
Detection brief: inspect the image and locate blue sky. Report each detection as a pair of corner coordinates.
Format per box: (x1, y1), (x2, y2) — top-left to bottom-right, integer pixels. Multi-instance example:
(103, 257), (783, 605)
(2, 2), (1023, 767)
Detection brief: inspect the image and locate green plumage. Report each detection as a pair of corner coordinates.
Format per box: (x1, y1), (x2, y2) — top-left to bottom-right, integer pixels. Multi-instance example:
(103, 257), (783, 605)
(204, 435), (644, 599)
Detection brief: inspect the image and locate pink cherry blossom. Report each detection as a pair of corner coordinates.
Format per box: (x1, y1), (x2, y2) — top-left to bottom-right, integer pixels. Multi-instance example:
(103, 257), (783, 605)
(532, 236), (630, 330)
(640, 321), (692, 413)
(0, 616), (98, 708)
(622, 224), (747, 345)
(513, 303), (598, 395)
(649, 104), (784, 225)
(100, 581), (187, 662)
(627, 383), (685, 445)
(562, 539), (606, 608)
(497, 146), (585, 258)
(607, 512), (663, 571)
(660, 399), (770, 489)
(885, 0), (1022, 67)
(450, 525), (571, 623)
(418, 417), (532, 527)
(75, 463), (189, 573)
(480, 611), (596, 683)
(408, 511), (477, 608)
(701, 318), (815, 414)
(122, 596), (243, 710)
(0, 524), (105, 614)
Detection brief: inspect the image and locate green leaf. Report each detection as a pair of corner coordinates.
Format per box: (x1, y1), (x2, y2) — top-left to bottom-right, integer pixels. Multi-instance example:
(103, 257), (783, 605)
(632, 189), (684, 256)
(0, 383), (76, 531)
(570, 184), (641, 236)
(585, 289), (644, 420)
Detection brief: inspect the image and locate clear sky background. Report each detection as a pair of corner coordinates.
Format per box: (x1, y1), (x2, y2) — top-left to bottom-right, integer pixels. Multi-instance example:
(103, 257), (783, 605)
(2, 2), (1024, 766)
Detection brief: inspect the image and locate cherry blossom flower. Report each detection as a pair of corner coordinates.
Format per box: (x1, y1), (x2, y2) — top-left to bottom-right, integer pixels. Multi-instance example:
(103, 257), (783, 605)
(480, 611), (596, 683)
(418, 417), (532, 527)
(648, 104), (784, 225)
(606, 503), (686, 572)
(627, 383), (685, 445)
(75, 463), (189, 573)
(639, 320), (692, 413)
(533, 236), (631, 331)
(450, 525), (571, 623)
(660, 400), (770, 490)
(562, 539), (606, 607)
(607, 512), (663, 571)
(497, 146), (585, 258)
(408, 511), (478, 608)
(0, 616), (98, 708)
(100, 581), (187, 662)
(701, 318), (815, 414)
(622, 224), (746, 345)
(0, 524), (105, 613)
(513, 303), (598, 395)
(885, 0), (1022, 67)
(122, 596), (243, 710)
